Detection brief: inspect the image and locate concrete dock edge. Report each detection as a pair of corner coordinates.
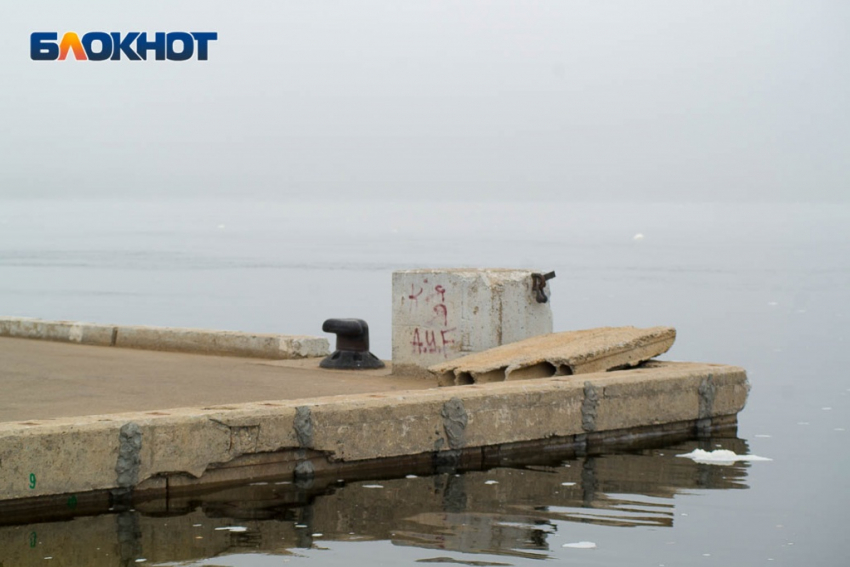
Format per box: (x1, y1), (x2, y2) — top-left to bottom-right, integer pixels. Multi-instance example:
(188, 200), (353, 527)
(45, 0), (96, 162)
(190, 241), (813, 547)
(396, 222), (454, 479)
(0, 361), (749, 504)
(0, 317), (329, 359)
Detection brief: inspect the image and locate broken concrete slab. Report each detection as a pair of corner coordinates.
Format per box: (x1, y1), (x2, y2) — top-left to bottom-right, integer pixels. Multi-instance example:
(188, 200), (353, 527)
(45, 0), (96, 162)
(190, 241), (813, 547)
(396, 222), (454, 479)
(430, 326), (676, 386)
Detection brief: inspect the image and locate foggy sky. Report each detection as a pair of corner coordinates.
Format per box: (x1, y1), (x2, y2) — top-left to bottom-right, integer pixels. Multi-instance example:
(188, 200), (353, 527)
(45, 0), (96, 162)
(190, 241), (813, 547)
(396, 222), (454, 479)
(1, 0), (847, 202)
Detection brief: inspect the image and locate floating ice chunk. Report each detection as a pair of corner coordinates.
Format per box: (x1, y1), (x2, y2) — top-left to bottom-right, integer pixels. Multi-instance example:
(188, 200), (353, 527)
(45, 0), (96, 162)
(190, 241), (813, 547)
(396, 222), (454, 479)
(215, 526), (248, 532)
(484, 480), (498, 485)
(406, 474), (418, 479)
(313, 533), (323, 537)
(135, 560), (147, 563)
(633, 233), (644, 241)
(295, 524), (308, 528)
(562, 541), (596, 549)
(561, 482), (576, 486)
(363, 484), (383, 488)
(677, 449), (771, 465)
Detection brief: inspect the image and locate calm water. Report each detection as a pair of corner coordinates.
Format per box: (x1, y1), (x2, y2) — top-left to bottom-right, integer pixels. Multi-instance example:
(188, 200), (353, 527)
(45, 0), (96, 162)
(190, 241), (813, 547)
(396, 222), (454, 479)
(1, 199), (848, 566)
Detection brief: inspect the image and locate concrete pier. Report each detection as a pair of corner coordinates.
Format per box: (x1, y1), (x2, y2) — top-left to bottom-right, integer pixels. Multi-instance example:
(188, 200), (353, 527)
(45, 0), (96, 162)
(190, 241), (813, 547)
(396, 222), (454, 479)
(0, 325), (749, 507)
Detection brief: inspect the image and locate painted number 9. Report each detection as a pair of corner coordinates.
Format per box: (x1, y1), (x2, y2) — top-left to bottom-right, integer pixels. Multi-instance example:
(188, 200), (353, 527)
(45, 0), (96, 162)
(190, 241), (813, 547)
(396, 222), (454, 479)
(28, 473), (36, 490)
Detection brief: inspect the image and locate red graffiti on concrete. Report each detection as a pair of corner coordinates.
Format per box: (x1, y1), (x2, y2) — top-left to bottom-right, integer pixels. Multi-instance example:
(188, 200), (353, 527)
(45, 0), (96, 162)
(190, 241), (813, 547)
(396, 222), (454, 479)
(409, 281), (456, 357)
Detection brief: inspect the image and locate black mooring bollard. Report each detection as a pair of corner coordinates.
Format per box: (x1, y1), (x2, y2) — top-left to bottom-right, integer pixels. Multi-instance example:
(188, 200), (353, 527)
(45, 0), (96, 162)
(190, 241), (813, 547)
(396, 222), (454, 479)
(320, 318), (385, 370)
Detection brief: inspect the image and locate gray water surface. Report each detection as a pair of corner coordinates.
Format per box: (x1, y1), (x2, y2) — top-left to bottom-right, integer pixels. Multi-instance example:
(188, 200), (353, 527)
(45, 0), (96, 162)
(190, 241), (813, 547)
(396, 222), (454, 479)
(0, 199), (847, 565)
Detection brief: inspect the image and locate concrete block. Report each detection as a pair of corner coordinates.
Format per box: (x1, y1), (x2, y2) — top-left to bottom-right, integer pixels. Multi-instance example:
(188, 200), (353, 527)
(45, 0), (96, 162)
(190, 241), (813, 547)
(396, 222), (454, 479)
(114, 325), (329, 359)
(431, 326), (676, 386)
(0, 316), (116, 346)
(392, 269), (553, 376)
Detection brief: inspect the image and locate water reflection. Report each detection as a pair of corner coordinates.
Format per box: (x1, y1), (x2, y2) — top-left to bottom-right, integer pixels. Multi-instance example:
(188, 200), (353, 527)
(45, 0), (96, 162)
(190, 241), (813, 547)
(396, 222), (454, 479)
(0, 436), (754, 565)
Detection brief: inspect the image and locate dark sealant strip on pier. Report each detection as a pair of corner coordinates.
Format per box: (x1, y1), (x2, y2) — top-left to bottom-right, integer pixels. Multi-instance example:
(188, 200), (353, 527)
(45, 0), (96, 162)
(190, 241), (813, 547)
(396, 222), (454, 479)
(294, 406), (316, 479)
(441, 397), (468, 450)
(698, 374), (717, 434)
(582, 382), (600, 433)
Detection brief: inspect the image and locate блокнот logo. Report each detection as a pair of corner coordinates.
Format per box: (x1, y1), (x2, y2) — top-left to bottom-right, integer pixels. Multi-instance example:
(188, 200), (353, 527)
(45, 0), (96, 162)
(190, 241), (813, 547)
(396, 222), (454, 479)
(31, 32), (218, 61)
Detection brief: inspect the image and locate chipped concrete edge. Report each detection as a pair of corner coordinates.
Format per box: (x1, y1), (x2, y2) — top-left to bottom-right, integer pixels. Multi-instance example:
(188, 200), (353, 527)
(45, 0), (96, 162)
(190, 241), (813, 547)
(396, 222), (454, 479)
(0, 361), (749, 502)
(0, 316), (329, 359)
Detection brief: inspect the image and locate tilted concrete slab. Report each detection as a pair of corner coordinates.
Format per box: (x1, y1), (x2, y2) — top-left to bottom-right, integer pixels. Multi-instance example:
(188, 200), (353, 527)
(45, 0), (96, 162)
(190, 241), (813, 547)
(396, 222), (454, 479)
(0, 316), (329, 359)
(430, 326), (676, 386)
(0, 359), (748, 504)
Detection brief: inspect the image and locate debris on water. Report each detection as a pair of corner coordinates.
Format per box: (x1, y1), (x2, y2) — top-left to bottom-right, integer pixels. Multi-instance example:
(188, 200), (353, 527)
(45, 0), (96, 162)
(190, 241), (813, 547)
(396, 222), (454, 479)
(416, 557), (512, 566)
(363, 484), (384, 488)
(215, 526), (248, 532)
(484, 480), (498, 485)
(562, 541), (596, 549)
(406, 474), (418, 478)
(135, 560), (147, 563)
(249, 481), (268, 485)
(274, 481), (291, 485)
(192, 524), (202, 527)
(313, 533), (323, 537)
(755, 434), (772, 438)
(677, 449), (771, 464)
(561, 482), (576, 486)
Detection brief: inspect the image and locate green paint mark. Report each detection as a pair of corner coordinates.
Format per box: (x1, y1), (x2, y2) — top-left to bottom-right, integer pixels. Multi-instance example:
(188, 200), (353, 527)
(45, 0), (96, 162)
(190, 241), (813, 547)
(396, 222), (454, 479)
(28, 473), (36, 490)
(29, 531), (37, 548)
(67, 494), (78, 509)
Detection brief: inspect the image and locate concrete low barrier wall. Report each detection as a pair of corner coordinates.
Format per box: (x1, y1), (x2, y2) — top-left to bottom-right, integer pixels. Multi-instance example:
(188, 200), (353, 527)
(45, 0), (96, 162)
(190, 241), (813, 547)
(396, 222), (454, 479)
(0, 361), (749, 503)
(0, 317), (329, 359)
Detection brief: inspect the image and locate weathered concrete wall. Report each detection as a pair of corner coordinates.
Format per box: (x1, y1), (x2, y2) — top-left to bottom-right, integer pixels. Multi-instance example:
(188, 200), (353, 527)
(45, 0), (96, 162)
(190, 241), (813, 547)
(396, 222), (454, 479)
(0, 362), (748, 503)
(0, 317), (328, 359)
(392, 269), (553, 376)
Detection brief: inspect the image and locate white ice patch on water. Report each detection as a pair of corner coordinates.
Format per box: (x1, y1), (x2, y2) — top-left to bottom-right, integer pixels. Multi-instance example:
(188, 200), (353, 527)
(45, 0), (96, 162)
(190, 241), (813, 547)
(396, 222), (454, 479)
(677, 449), (772, 465)
(484, 480), (498, 485)
(563, 541), (596, 549)
(405, 474), (418, 478)
(633, 233), (644, 241)
(363, 484), (383, 488)
(215, 526), (248, 532)
(561, 482), (576, 486)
